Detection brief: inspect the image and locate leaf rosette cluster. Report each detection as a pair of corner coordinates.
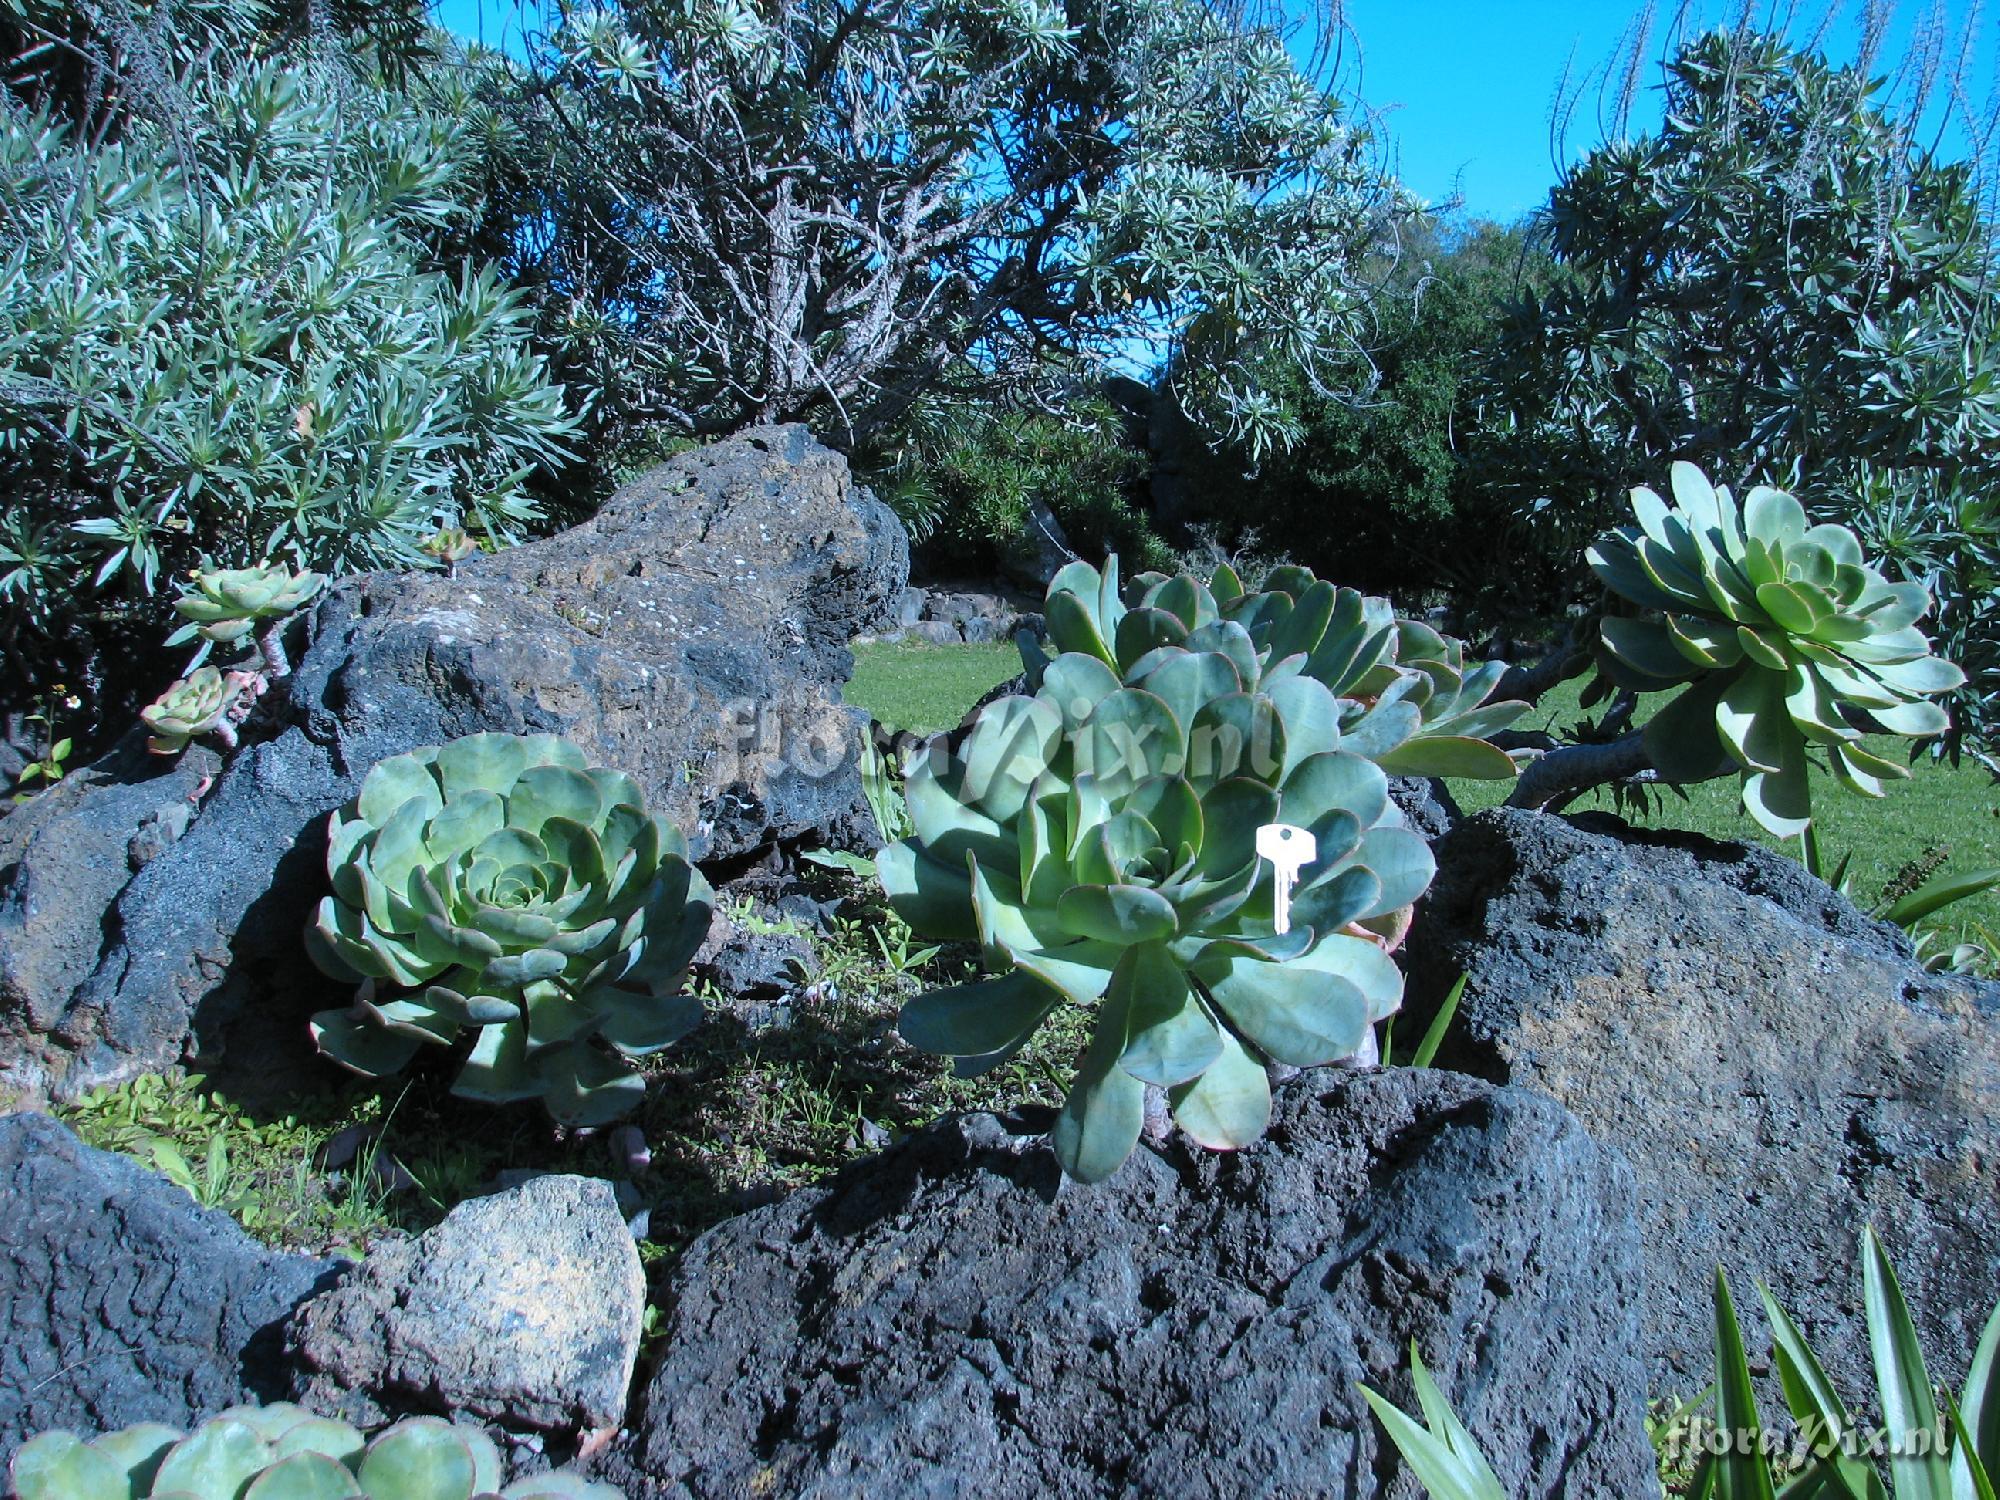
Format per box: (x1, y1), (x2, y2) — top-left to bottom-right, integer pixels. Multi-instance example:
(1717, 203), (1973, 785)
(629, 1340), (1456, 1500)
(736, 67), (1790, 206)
(882, 558), (1461, 1181)
(9, 1404), (619, 1499)
(1025, 558), (1527, 779)
(1589, 462), (1964, 834)
(306, 732), (710, 1125)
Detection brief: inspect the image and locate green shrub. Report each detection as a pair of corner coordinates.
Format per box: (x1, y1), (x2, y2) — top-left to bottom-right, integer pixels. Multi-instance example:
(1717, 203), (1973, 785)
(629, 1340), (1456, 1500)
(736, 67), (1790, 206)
(1172, 219), (1554, 606)
(860, 394), (1164, 574)
(8, 1405), (620, 1499)
(306, 733), (711, 1127)
(0, 42), (576, 713)
(1480, 27), (2000, 742)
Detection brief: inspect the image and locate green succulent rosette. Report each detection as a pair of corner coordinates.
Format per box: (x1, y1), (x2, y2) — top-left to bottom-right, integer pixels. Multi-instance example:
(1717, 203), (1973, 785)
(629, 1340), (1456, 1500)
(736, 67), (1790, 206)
(166, 562), (326, 652)
(306, 732), (711, 1126)
(140, 665), (252, 754)
(1587, 461), (1964, 836)
(1023, 556), (1526, 779)
(140, 666), (233, 754)
(419, 527), (480, 566)
(881, 642), (1433, 1183)
(7, 1405), (622, 1499)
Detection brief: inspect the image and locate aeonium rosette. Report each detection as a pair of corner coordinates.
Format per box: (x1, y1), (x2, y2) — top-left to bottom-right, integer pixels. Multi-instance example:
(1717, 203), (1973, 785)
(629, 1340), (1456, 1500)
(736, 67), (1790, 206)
(879, 639), (1433, 1182)
(306, 731), (711, 1126)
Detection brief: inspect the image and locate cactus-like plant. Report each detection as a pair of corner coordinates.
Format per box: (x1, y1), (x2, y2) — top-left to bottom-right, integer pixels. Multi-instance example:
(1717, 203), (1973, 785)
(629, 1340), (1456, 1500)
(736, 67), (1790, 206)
(1023, 558), (1526, 779)
(305, 732), (711, 1126)
(1587, 462), (1964, 836)
(7, 1406), (622, 1499)
(140, 667), (267, 755)
(880, 633), (1432, 1182)
(167, 562), (327, 676)
(419, 529), (481, 576)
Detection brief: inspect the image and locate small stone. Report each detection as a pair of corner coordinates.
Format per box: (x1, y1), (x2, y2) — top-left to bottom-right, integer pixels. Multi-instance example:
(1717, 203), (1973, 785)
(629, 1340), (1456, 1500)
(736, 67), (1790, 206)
(289, 1174), (645, 1432)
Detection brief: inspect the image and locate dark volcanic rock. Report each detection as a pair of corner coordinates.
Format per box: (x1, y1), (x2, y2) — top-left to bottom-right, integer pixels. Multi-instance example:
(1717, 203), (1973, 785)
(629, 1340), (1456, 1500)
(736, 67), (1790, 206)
(1401, 807), (2000, 1401)
(613, 1068), (1655, 1499)
(290, 1175), (643, 1432)
(0, 1112), (335, 1462)
(0, 427), (907, 1098)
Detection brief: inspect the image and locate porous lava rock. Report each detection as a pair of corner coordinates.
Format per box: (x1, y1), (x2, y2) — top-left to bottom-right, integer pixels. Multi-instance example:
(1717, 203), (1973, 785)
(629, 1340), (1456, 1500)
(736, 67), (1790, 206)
(0, 1111), (335, 1464)
(611, 1067), (1655, 1498)
(0, 427), (907, 1098)
(1400, 807), (2000, 1400)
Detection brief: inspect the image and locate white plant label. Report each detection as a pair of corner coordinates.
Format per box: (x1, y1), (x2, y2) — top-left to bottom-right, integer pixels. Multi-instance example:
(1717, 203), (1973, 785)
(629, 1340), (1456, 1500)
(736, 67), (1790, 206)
(1256, 822), (1316, 935)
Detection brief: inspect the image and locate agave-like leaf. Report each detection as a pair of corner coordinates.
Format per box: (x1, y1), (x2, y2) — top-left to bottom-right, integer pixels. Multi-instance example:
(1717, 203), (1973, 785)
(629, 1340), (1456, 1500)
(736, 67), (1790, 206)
(1862, 1226), (1953, 1500)
(1357, 1344), (1509, 1500)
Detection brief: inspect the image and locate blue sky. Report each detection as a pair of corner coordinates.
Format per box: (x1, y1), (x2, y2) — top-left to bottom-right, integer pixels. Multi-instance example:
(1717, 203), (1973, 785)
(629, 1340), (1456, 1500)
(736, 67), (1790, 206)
(432, 0), (1997, 223)
(1343, 0), (1998, 222)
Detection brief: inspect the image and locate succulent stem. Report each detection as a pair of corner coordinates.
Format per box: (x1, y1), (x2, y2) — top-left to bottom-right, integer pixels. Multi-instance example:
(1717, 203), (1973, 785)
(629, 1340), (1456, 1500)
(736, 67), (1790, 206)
(257, 620), (292, 678)
(1503, 730), (1654, 812)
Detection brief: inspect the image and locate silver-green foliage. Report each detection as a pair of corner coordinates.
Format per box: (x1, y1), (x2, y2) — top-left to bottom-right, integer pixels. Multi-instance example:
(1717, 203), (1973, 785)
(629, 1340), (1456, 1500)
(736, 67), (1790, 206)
(502, 0), (1411, 453)
(0, 53), (575, 638)
(881, 557), (1441, 1182)
(306, 733), (711, 1127)
(1024, 558), (1527, 779)
(1590, 462), (1964, 836)
(1361, 1227), (2000, 1500)
(7, 1406), (621, 1500)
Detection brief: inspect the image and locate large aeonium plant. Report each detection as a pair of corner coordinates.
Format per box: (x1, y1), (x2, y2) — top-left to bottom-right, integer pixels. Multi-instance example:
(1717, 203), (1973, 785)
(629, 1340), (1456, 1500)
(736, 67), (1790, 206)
(1588, 462), (1964, 835)
(879, 636), (1435, 1182)
(1025, 556), (1529, 780)
(306, 732), (711, 1126)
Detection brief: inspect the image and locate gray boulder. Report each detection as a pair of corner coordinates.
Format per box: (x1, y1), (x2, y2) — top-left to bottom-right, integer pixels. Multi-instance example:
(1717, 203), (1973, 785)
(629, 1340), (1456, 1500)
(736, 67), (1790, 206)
(0, 427), (907, 1099)
(289, 1174), (644, 1433)
(0, 1112), (335, 1463)
(1400, 807), (2000, 1401)
(612, 1068), (1656, 1499)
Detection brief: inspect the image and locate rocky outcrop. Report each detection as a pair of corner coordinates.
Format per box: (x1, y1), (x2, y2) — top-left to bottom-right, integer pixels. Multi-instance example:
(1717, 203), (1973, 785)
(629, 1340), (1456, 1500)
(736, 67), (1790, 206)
(857, 582), (1043, 646)
(0, 427), (907, 1099)
(0, 1112), (335, 1464)
(611, 1068), (1656, 1498)
(290, 1175), (644, 1433)
(1401, 807), (2000, 1401)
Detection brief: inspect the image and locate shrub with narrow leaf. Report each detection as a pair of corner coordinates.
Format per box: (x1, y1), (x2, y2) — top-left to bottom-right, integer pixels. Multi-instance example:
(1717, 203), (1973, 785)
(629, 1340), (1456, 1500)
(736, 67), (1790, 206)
(306, 732), (710, 1126)
(1361, 1226), (2000, 1499)
(880, 579), (1435, 1181)
(1589, 461), (1963, 835)
(0, 44), (574, 713)
(1023, 558), (1527, 779)
(7, 1405), (622, 1499)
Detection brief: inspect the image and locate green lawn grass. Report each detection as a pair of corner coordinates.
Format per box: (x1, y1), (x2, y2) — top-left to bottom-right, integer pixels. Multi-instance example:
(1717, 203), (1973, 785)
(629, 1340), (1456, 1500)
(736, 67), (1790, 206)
(844, 639), (2000, 954)
(848, 639), (1021, 733)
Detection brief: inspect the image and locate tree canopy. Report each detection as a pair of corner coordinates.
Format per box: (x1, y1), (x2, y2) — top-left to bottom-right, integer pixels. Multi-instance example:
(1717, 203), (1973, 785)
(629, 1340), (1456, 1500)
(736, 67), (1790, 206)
(483, 0), (1413, 450)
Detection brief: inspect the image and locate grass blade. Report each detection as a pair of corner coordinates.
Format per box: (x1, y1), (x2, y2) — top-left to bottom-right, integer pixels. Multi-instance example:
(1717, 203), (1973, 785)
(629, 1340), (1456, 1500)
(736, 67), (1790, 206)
(1409, 973), (1468, 1069)
(1879, 868), (2000, 927)
(1861, 1227), (1951, 1500)
(1715, 1267), (1779, 1500)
